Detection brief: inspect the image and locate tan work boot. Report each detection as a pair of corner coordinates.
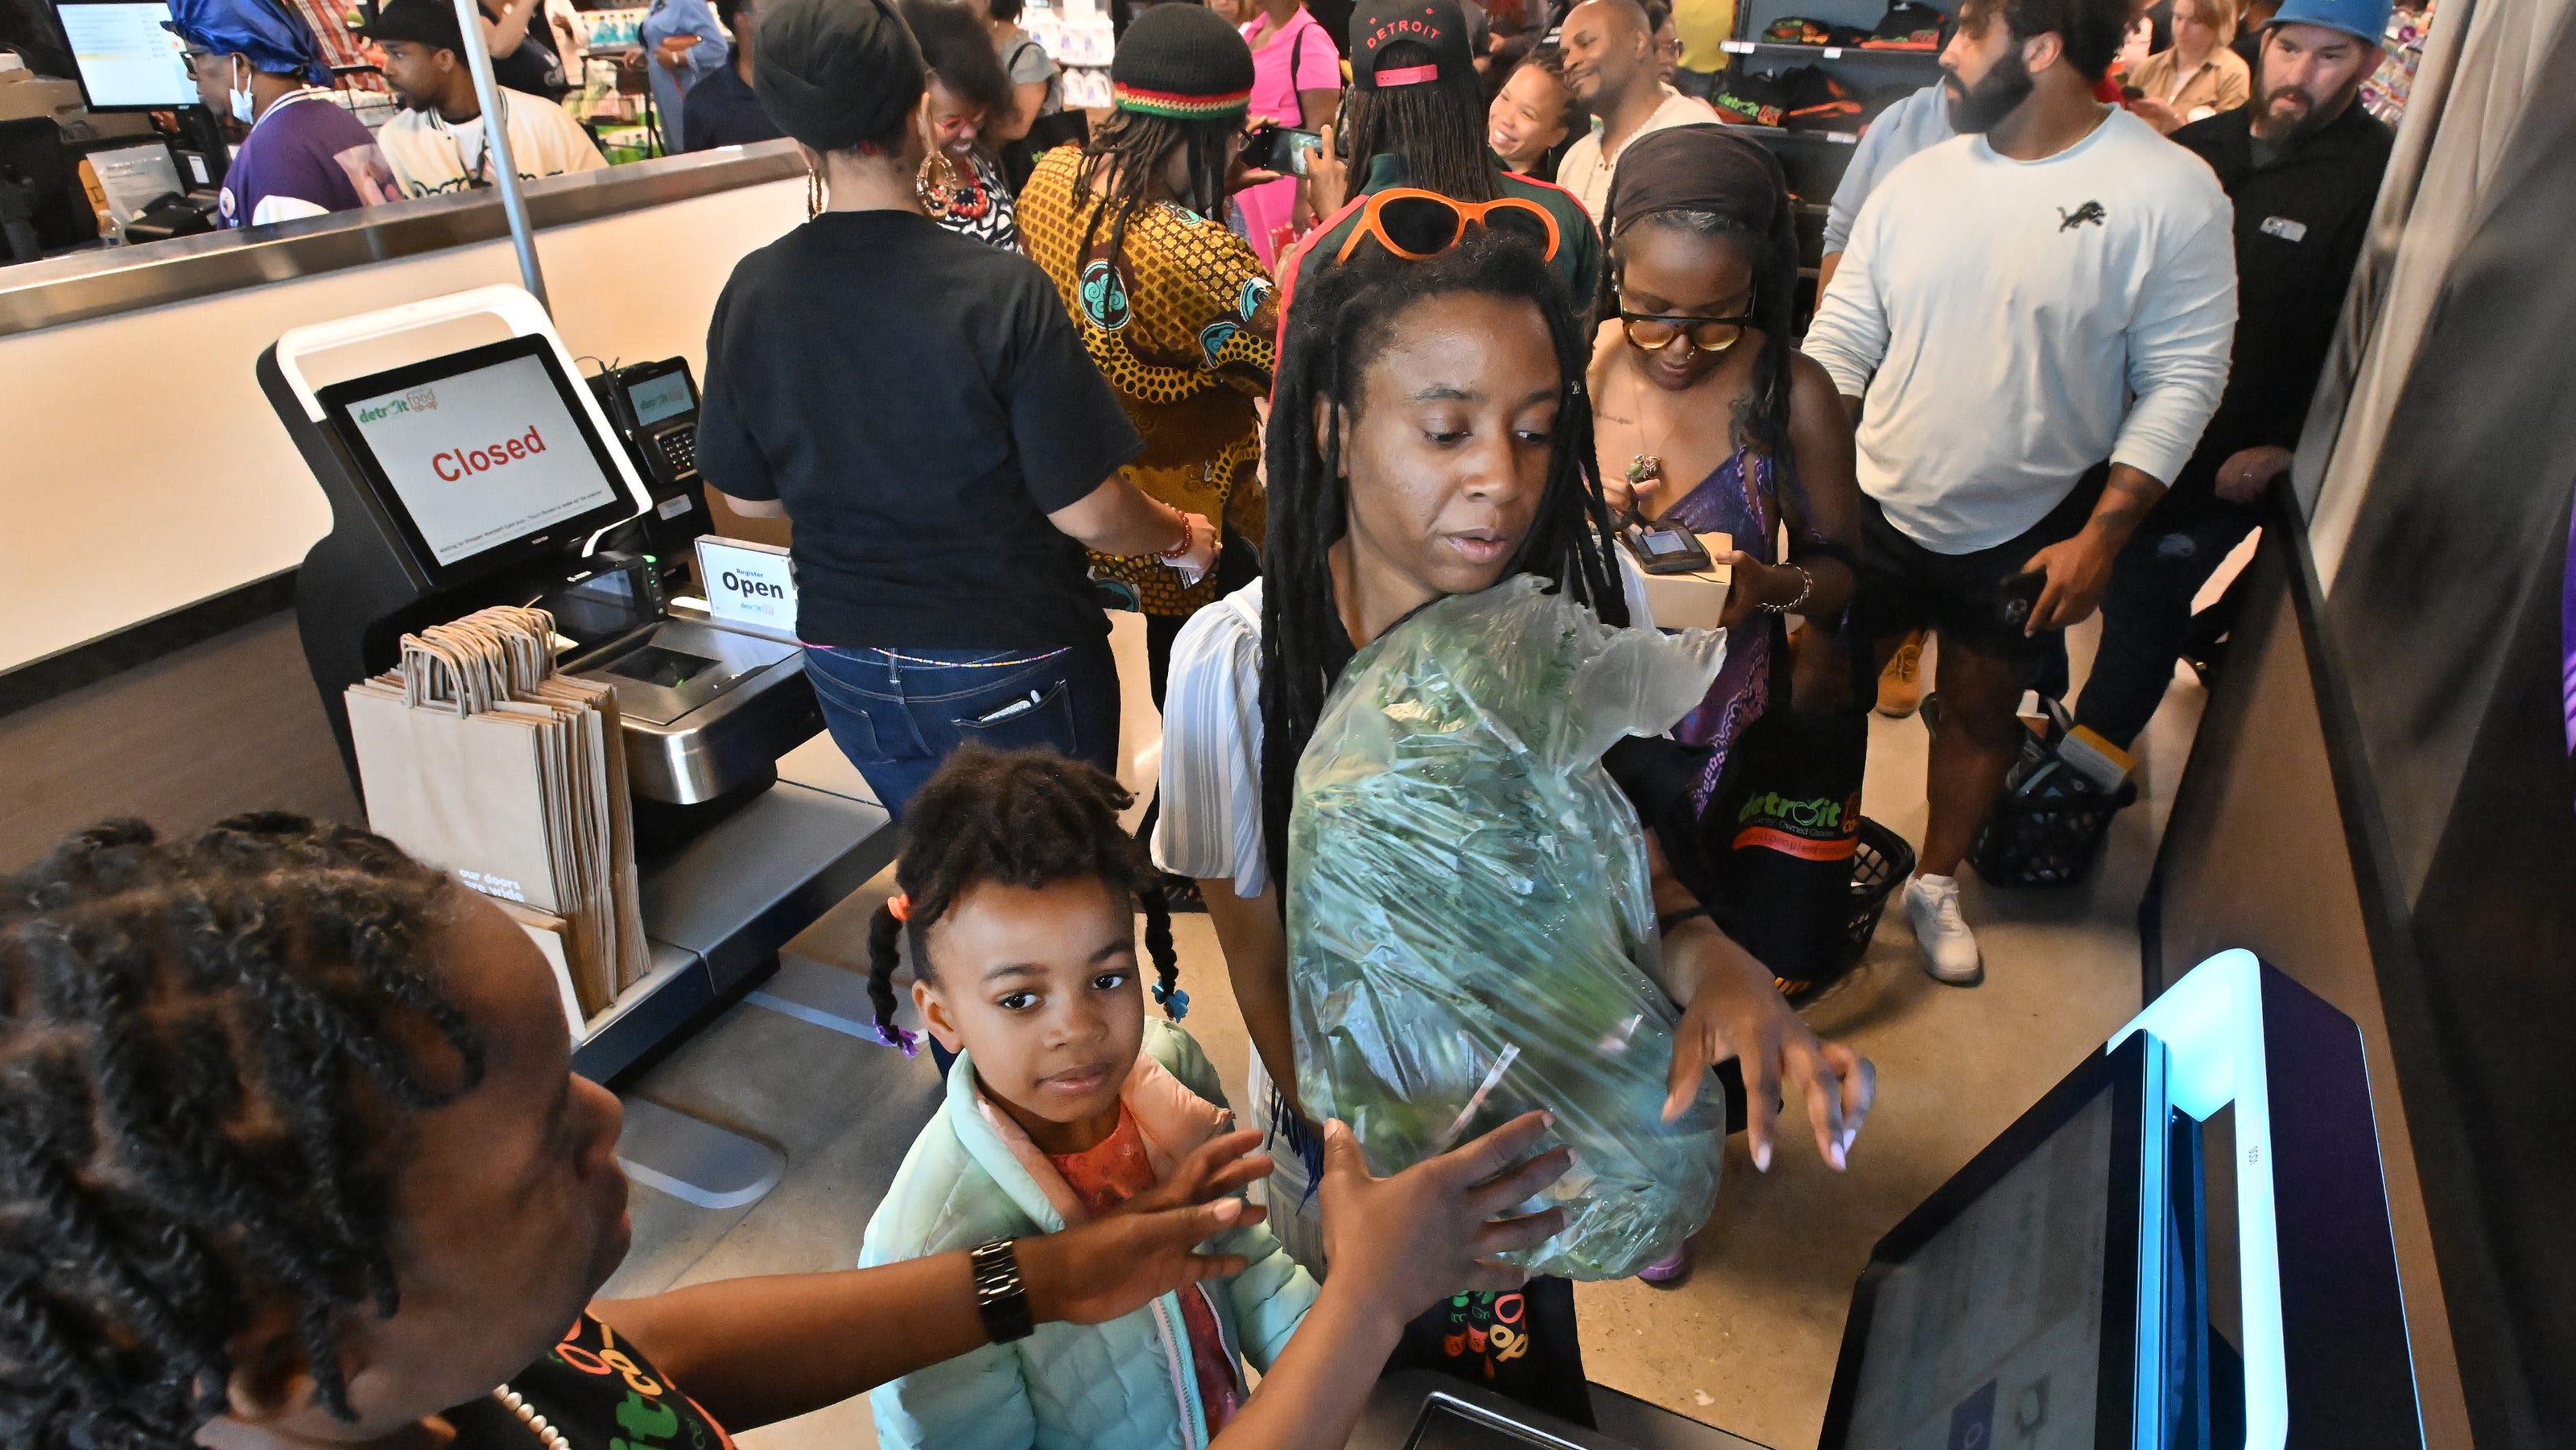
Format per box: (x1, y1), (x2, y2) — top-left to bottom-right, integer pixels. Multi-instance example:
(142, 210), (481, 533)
(1876, 630), (1926, 718)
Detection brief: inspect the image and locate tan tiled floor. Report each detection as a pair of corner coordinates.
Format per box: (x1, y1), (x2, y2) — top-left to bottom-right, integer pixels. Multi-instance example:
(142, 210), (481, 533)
(601, 617), (2206, 1450)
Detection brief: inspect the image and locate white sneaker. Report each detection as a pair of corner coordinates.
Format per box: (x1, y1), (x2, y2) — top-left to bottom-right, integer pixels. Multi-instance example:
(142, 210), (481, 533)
(1904, 874), (1985, 986)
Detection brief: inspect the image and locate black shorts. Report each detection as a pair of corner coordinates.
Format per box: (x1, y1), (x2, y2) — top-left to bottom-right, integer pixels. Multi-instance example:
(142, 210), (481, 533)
(1857, 465), (2107, 663)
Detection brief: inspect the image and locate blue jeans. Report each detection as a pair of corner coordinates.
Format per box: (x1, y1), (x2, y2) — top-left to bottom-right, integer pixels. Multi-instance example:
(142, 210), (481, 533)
(2075, 481), (2260, 748)
(802, 638), (1121, 821)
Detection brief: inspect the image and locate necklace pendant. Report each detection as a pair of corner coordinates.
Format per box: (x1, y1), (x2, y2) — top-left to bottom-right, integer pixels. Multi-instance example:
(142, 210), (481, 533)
(1629, 454), (1662, 487)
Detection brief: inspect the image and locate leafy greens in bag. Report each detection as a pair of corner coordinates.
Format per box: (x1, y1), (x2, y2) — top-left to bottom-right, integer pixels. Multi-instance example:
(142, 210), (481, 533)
(1288, 577), (1730, 1279)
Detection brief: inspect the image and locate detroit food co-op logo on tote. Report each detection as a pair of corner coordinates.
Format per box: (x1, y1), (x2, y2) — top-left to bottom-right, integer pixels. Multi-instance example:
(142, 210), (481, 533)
(349, 356), (619, 568)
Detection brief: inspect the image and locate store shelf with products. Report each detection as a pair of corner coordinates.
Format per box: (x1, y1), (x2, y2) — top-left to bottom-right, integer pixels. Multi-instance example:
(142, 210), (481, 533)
(1023, 0), (1117, 112)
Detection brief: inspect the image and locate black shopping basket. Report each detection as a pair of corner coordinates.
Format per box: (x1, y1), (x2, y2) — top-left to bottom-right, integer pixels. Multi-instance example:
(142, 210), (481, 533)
(1967, 703), (2136, 888)
(1838, 817), (1913, 968)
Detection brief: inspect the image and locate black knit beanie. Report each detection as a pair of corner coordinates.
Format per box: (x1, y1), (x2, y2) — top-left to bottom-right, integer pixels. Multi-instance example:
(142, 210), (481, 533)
(1108, 5), (1255, 120)
(754, 0), (927, 153)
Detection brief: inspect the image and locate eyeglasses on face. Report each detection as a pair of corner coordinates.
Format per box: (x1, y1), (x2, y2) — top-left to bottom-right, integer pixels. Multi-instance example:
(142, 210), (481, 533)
(1334, 187), (1563, 265)
(1616, 305), (1757, 354)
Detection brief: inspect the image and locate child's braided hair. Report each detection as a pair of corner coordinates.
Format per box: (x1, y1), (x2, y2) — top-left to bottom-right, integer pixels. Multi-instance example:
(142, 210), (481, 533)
(0, 814), (485, 1450)
(864, 745), (1182, 1055)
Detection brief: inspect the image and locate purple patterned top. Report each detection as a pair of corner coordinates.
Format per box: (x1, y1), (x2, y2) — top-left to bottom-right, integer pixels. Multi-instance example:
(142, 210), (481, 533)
(1660, 447), (1778, 809)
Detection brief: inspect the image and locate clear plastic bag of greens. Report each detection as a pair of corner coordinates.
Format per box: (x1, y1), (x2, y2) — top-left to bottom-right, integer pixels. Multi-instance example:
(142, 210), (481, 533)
(1287, 576), (1731, 1279)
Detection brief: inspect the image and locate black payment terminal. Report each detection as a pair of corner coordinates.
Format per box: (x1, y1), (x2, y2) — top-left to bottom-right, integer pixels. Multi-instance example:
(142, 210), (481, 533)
(1619, 519), (1718, 576)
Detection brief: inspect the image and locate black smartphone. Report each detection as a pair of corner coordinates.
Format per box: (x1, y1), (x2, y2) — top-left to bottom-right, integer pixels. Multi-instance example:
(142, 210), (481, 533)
(1243, 123), (1323, 177)
(1999, 568), (2047, 630)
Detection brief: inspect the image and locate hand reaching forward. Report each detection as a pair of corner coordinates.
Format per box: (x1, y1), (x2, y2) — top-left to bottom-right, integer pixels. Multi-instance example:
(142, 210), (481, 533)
(1020, 1128), (1273, 1325)
(1319, 1111), (1574, 1324)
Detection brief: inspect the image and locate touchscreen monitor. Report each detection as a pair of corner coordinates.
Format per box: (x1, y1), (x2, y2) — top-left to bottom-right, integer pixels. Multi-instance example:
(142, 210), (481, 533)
(625, 367), (696, 427)
(318, 337), (641, 586)
(85, 139), (185, 226)
(57, 1), (200, 110)
(1820, 1033), (2171, 1450)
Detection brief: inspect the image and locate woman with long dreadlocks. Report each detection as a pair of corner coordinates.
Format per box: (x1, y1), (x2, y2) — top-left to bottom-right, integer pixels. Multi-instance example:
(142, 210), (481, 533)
(1587, 125), (1864, 804)
(1018, 2), (1274, 711)
(1153, 225), (1873, 1418)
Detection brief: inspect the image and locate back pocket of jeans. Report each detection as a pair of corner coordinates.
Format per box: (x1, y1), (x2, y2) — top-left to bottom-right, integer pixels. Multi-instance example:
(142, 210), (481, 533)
(953, 682), (1080, 758)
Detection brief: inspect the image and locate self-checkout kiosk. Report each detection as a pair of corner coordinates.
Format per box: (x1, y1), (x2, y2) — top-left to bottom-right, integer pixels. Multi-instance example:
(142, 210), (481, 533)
(1351, 950), (2422, 1450)
(258, 284), (897, 1206)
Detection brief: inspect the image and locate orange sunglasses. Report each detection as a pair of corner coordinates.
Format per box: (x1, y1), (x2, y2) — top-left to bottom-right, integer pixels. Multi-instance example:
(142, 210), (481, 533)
(1332, 187), (1564, 265)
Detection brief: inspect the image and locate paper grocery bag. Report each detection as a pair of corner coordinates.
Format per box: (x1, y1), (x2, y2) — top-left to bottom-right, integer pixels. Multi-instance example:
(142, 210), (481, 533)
(348, 605), (652, 1022)
(346, 682), (569, 918)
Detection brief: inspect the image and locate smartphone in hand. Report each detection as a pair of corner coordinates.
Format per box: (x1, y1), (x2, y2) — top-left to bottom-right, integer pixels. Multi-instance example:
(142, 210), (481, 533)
(1242, 122), (1323, 177)
(1999, 568), (2046, 631)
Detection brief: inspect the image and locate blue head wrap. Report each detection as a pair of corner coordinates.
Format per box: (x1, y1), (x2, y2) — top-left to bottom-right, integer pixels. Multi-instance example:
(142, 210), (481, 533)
(163, 0), (333, 84)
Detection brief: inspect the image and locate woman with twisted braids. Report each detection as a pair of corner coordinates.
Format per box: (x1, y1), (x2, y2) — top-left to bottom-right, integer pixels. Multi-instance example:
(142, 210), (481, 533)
(1017, 2), (1277, 711)
(1153, 226), (1874, 1418)
(0, 812), (1581, 1450)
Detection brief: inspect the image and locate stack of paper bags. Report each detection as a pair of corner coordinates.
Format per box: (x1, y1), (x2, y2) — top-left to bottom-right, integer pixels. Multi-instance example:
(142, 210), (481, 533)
(346, 605), (650, 1029)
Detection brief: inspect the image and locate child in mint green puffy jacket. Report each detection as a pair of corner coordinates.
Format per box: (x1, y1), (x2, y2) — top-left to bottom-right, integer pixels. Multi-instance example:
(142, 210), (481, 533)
(858, 744), (1318, 1450)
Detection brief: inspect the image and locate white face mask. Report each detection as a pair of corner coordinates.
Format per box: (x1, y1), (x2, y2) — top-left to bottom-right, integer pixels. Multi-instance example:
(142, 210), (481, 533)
(228, 56), (256, 123)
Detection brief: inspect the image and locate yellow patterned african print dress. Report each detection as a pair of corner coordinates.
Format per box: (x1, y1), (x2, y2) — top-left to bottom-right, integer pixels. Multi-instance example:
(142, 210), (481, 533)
(1018, 145), (1277, 616)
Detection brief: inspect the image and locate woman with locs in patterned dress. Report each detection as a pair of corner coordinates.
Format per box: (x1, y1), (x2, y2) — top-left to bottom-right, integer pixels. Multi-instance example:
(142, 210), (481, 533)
(1017, 3), (1279, 708)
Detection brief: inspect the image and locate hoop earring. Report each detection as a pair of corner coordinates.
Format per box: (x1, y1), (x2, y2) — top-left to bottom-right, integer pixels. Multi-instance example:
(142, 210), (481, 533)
(807, 167), (824, 220)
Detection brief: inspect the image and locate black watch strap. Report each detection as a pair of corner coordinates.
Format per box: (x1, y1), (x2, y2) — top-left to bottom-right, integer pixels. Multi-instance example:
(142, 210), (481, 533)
(969, 1238), (1034, 1344)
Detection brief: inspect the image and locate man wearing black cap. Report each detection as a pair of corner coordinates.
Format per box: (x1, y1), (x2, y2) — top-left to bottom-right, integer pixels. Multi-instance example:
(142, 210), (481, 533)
(1286, 0), (1601, 312)
(364, 0), (605, 196)
(695, 0), (1219, 817)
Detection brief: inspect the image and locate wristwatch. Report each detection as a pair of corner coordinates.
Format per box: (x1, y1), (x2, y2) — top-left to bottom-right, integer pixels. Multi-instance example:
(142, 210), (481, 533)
(968, 1238), (1034, 1344)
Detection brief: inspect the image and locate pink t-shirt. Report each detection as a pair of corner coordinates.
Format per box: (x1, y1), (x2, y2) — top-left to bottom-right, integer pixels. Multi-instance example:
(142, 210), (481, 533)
(1236, 6), (1340, 264)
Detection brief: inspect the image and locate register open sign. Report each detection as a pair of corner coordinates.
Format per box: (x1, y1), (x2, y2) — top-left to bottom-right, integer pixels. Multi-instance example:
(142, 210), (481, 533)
(431, 426), (550, 482)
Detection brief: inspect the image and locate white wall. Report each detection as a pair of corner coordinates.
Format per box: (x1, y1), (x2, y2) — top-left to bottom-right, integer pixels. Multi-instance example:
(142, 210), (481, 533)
(0, 176), (806, 674)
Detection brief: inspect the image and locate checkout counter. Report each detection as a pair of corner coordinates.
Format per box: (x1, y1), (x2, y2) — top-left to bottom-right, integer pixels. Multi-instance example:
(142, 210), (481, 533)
(1349, 951), (2425, 1450)
(260, 283), (894, 1204)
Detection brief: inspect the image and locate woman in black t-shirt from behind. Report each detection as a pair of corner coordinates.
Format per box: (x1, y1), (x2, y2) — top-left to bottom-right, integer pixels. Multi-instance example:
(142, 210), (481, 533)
(696, 0), (1219, 820)
(0, 814), (1570, 1450)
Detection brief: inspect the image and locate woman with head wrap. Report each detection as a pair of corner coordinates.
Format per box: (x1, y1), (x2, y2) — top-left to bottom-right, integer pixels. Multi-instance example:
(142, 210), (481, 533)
(1585, 124), (1867, 1011)
(164, 0), (400, 226)
(692, 0), (1225, 820)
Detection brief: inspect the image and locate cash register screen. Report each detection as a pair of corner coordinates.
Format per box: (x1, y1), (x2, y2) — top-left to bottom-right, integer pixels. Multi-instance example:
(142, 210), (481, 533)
(1822, 1035), (2157, 1450)
(320, 337), (639, 584)
(57, 2), (199, 109)
(625, 369), (696, 426)
(1844, 1093), (2114, 1449)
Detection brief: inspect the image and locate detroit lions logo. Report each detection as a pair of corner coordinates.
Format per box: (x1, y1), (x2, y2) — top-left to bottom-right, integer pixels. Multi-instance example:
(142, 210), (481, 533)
(2058, 200), (2107, 231)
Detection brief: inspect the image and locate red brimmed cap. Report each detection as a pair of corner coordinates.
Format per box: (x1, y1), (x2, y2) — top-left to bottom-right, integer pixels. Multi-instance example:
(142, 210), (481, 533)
(1350, 0), (1475, 89)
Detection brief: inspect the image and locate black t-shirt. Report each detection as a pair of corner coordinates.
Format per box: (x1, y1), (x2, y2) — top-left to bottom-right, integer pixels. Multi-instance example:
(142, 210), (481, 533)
(2169, 102), (2394, 475)
(697, 210), (1144, 648)
(443, 1312), (734, 1450)
(679, 64), (782, 151)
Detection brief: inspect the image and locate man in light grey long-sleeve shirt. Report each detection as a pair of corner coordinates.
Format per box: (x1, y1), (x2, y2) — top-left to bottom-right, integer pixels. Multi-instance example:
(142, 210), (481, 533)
(1801, 0), (2235, 986)
(1819, 80), (1954, 291)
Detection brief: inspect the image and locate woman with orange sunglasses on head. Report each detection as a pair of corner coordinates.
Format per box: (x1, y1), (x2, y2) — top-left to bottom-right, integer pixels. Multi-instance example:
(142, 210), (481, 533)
(1154, 222), (1876, 1418)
